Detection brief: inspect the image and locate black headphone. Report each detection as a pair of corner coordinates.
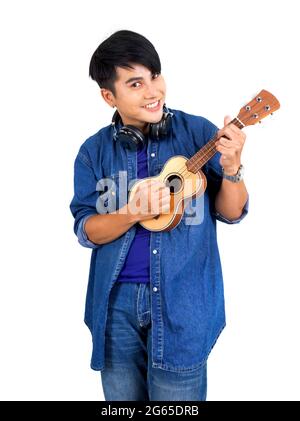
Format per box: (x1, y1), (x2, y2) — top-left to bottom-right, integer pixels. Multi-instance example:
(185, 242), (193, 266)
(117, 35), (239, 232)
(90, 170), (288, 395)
(111, 104), (173, 151)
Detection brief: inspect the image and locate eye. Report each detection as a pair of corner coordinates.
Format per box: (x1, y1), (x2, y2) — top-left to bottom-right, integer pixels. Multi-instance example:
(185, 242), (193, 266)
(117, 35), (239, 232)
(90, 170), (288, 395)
(131, 81), (142, 88)
(152, 72), (160, 79)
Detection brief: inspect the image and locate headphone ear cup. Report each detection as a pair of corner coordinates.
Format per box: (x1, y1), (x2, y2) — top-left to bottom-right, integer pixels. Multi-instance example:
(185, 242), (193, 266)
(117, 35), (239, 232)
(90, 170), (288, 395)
(149, 112), (172, 140)
(117, 125), (145, 151)
(159, 112), (172, 137)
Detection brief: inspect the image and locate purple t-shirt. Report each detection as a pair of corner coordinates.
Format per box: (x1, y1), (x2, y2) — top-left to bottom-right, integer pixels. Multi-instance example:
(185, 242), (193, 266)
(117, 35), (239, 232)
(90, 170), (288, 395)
(116, 139), (150, 283)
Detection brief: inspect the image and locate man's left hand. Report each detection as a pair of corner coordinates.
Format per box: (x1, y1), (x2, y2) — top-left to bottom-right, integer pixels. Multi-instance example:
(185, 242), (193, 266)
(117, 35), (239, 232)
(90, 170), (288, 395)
(215, 116), (246, 175)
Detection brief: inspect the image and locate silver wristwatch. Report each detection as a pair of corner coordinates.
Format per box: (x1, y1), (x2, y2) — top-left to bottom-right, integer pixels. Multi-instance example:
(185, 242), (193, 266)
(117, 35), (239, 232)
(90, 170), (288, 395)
(222, 164), (244, 183)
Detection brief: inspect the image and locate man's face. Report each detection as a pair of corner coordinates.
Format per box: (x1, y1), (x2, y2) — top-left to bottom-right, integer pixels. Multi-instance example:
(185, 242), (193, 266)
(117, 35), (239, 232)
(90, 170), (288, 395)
(101, 64), (166, 133)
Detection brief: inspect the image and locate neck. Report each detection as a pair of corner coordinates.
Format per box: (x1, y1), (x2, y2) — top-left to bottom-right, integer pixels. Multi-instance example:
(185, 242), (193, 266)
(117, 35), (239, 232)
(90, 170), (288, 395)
(119, 113), (149, 134)
(141, 123), (150, 135)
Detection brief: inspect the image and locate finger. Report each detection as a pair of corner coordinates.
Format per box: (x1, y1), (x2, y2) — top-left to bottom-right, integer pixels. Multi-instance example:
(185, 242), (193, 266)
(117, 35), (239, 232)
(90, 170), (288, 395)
(216, 138), (233, 150)
(217, 137), (232, 147)
(161, 195), (171, 205)
(146, 178), (157, 185)
(227, 123), (243, 135)
(146, 179), (164, 186)
(220, 127), (246, 144)
(223, 116), (245, 138)
(217, 137), (241, 148)
(216, 145), (237, 156)
(224, 115), (232, 126)
(218, 127), (232, 141)
(153, 180), (166, 189)
(222, 126), (238, 139)
(147, 182), (166, 193)
(161, 203), (171, 213)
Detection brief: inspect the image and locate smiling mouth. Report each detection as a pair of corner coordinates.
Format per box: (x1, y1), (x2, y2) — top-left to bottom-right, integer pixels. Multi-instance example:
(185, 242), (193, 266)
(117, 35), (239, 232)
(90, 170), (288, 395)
(142, 99), (161, 110)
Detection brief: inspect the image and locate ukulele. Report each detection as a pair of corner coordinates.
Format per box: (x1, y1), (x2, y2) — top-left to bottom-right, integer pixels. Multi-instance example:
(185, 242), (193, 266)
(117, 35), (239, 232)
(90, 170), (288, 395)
(128, 90), (280, 232)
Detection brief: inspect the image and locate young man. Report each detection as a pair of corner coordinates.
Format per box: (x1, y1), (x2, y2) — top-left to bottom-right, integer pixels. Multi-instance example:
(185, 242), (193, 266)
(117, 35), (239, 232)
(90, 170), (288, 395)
(70, 30), (248, 401)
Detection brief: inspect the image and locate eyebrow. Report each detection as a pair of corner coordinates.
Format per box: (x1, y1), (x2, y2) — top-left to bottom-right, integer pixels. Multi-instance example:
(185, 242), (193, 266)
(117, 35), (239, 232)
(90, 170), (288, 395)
(125, 76), (144, 84)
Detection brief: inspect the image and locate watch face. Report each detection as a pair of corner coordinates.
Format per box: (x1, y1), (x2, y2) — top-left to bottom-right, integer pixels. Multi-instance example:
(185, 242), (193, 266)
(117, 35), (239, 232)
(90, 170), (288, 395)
(235, 165), (244, 181)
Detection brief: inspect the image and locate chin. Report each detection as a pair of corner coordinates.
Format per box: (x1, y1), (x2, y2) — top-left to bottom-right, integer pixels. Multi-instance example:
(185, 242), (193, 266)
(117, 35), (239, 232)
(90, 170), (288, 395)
(143, 110), (164, 124)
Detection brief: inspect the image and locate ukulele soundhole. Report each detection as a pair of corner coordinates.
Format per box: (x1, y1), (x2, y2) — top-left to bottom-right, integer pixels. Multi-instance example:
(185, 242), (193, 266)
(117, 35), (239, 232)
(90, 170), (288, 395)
(165, 173), (183, 194)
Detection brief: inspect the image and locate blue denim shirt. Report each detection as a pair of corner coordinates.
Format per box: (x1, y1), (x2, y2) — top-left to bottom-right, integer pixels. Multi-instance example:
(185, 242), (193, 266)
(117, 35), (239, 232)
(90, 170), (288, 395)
(70, 108), (248, 372)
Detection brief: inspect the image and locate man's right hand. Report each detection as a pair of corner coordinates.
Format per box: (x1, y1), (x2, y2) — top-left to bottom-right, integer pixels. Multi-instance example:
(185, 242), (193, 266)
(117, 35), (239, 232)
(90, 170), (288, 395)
(127, 179), (171, 222)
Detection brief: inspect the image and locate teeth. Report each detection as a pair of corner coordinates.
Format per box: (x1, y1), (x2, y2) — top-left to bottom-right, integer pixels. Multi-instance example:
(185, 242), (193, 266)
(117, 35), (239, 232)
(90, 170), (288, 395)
(145, 100), (159, 109)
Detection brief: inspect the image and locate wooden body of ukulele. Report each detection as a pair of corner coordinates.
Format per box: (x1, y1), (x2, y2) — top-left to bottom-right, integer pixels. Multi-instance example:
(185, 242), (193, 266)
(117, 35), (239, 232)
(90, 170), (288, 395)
(129, 155), (207, 232)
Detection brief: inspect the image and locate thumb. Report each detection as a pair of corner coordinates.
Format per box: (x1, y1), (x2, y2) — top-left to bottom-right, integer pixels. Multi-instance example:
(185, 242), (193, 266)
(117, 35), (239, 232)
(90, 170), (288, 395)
(224, 115), (232, 126)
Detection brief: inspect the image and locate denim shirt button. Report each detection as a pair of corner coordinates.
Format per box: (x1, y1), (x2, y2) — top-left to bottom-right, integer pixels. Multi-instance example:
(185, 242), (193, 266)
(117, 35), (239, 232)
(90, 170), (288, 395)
(151, 153), (155, 157)
(152, 249), (158, 254)
(153, 286), (158, 292)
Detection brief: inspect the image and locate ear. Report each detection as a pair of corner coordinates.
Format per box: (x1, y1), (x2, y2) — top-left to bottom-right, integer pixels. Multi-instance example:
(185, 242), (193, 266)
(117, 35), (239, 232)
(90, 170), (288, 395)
(100, 88), (115, 108)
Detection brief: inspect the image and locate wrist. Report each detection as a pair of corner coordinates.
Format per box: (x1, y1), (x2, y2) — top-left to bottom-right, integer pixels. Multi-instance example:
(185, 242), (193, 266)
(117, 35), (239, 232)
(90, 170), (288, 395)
(222, 164), (240, 176)
(222, 164), (244, 183)
(125, 203), (141, 224)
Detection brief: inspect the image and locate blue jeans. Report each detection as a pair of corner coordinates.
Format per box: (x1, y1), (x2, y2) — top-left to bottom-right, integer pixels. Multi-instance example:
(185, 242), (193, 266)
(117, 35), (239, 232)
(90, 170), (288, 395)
(100, 282), (207, 401)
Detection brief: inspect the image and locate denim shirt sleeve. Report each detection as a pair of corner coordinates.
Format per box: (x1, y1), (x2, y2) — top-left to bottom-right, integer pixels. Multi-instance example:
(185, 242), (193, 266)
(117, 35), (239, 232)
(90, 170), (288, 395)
(77, 214), (100, 248)
(69, 145), (101, 249)
(205, 157), (249, 224)
(213, 196), (249, 224)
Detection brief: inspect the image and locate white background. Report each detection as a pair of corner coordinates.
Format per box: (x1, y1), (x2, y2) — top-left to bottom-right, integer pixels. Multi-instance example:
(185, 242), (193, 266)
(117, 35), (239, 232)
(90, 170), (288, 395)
(0, 0), (299, 401)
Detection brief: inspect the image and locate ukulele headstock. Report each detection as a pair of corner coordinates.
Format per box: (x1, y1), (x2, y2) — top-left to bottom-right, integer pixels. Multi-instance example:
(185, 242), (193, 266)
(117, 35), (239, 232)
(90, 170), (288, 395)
(237, 90), (280, 126)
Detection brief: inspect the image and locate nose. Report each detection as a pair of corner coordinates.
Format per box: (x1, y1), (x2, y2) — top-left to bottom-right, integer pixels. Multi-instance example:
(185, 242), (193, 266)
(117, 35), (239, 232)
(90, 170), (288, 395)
(144, 81), (157, 99)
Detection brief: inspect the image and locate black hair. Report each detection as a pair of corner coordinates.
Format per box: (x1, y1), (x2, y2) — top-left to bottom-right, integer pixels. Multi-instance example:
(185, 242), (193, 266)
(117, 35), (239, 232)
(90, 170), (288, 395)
(89, 30), (161, 96)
